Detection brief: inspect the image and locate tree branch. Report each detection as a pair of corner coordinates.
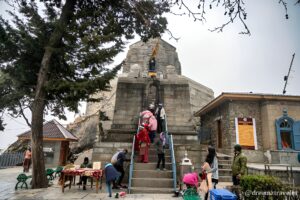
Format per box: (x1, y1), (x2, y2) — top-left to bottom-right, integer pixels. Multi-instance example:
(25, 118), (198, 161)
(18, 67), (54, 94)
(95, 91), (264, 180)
(279, 0), (288, 19)
(18, 101), (31, 127)
(166, 29), (180, 41)
(208, 0), (250, 35)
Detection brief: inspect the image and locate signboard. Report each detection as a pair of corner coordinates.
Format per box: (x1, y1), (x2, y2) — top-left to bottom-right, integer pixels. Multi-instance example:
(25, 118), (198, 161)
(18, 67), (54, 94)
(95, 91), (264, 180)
(43, 147), (54, 152)
(235, 117), (257, 150)
(93, 162), (101, 170)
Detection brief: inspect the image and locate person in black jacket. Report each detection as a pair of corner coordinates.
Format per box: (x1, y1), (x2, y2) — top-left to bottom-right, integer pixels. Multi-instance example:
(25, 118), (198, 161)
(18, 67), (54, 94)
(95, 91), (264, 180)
(77, 157), (92, 190)
(113, 149), (130, 188)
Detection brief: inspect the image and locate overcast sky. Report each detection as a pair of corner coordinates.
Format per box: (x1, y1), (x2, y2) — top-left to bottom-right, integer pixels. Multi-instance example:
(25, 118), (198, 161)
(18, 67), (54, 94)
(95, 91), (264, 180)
(1, 0), (299, 149)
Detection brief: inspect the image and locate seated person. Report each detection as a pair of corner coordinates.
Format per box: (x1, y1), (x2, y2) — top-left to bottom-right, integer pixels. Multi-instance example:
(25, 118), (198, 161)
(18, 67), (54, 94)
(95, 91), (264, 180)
(77, 157), (92, 190)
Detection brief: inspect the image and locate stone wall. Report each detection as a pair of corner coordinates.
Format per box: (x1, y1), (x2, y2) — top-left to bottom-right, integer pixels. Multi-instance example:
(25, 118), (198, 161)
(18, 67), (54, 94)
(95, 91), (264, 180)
(66, 78), (118, 152)
(242, 149), (265, 163)
(186, 76), (214, 130)
(123, 38), (182, 76)
(200, 102), (232, 153)
(161, 79), (193, 132)
(92, 142), (132, 182)
(261, 100), (300, 150)
(247, 167), (300, 186)
(112, 77), (145, 130)
(173, 144), (204, 184)
(200, 100), (264, 159)
(200, 98), (300, 164)
(228, 100), (263, 151)
(68, 115), (99, 152)
(270, 150), (300, 166)
(111, 76), (213, 134)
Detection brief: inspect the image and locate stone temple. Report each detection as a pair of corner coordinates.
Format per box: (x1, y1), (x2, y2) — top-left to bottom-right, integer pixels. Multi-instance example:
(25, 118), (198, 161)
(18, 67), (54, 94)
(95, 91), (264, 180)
(83, 38), (214, 146)
(69, 38), (214, 193)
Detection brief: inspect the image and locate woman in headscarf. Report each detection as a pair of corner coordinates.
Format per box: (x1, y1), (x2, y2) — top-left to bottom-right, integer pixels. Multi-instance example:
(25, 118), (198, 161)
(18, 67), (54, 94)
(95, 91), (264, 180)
(136, 123), (150, 163)
(141, 104), (157, 143)
(182, 173), (201, 200)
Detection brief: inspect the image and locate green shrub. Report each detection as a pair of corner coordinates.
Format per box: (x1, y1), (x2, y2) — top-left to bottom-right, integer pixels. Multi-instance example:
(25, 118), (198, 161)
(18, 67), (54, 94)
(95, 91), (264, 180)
(239, 175), (299, 200)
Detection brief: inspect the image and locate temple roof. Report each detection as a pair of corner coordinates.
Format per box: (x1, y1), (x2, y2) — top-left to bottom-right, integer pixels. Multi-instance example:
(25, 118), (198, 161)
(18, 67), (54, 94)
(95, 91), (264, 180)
(18, 119), (78, 142)
(195, 92), (300, 116)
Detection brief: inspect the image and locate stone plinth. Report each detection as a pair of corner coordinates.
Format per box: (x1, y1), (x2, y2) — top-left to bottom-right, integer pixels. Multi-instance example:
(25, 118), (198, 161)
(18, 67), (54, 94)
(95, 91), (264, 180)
(111, 75), (213, 135)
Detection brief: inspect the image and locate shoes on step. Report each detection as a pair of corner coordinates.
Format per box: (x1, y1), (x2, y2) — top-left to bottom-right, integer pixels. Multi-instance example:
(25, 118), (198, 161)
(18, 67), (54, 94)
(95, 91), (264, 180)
(76, 182), (82, 185)
(162, 168), (167, 171)
(156, 168), (160, 171)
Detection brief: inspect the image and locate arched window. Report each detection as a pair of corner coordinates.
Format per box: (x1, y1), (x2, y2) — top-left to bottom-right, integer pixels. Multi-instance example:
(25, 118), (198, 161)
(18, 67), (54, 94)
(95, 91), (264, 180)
(279, 120), (291, 128)
(275, 111), (294, 150)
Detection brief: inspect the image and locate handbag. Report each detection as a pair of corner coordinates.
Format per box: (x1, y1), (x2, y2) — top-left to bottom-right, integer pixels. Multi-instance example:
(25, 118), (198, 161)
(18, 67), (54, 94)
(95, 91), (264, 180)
(199, 178), (208, 194)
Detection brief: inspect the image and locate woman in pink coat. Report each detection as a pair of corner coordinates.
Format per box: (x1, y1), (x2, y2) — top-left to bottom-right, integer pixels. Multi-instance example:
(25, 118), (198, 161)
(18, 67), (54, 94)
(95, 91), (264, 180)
(141, 107), (157, 143)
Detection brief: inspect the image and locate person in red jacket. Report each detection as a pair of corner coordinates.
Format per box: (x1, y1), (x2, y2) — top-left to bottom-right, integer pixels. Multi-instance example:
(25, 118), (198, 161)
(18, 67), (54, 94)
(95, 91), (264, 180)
(137, 123), (151, 163)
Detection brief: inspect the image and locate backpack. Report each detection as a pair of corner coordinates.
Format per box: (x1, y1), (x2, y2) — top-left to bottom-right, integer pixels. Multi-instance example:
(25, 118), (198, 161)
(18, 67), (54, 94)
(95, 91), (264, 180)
(111, 151), (121, 164)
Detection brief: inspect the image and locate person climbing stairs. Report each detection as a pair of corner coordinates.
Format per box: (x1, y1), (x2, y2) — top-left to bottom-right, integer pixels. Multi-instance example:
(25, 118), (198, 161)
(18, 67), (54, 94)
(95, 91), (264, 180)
(130, 134), (174, 194)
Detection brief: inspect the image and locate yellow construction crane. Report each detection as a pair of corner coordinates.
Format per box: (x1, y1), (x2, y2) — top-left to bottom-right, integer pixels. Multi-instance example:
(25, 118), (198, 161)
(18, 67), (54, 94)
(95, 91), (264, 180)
(148, 39), (159, 77)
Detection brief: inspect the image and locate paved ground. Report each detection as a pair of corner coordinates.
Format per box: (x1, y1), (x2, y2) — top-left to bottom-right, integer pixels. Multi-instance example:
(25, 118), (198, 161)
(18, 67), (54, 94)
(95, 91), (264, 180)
(0, 167), (231, 200)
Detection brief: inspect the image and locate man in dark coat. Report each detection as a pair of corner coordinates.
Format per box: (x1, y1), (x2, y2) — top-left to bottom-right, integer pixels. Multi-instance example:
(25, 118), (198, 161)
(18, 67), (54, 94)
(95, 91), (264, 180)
(113, 149), (130, 188)
(231, 144), (247, 185)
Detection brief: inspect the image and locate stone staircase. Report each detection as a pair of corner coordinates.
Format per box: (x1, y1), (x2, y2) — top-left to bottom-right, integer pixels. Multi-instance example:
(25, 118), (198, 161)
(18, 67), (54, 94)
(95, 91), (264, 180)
(217, 153), (232, 182)
(130, 144), (174, 193)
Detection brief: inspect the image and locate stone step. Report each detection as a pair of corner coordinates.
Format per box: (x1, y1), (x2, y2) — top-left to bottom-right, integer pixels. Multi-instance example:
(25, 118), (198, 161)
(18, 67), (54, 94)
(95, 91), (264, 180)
(130, 187), (174, 194)
(134, 155), (172, 163)
(219, 169), (232, 176)
(134, 162), (172, 170)
(218, 176), (232, 182)
(218, 159), (232, 165)
(93, 142), (132, 148)
(218, 163), (232, 169)
(103, 129), (138, 142)
(217, 155), (232, 160)
(148, 149), (170, 155)
(132, 177), (173, 188)
(132, 169), (173, 178)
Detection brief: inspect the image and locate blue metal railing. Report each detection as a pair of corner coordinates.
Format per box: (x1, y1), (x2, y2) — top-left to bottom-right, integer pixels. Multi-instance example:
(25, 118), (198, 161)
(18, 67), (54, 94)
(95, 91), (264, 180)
(170, 134), (177, 192)
(128, 135), (135, 194)
(128, 110), (177, 193)
(128, 113), (141, 194)
(164, 114), (177, 192)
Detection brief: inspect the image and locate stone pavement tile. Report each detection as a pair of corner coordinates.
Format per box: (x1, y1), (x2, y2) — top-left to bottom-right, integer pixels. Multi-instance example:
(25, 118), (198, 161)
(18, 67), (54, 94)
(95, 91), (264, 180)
(153, 194), (179, 199)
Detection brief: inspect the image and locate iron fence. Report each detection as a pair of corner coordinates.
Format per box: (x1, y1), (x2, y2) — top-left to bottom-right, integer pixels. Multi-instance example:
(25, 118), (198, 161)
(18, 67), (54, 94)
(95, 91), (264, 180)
(0, 152), (23, 168)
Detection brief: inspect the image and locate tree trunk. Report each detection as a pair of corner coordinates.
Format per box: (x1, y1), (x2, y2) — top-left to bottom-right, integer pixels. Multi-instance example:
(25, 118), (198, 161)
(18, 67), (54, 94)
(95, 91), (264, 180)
(30, 0), (76, 189)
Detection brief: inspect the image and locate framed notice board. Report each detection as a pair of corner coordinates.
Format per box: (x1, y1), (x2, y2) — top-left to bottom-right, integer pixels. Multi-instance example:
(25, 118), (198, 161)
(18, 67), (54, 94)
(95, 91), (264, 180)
(235, 117), (258, 150)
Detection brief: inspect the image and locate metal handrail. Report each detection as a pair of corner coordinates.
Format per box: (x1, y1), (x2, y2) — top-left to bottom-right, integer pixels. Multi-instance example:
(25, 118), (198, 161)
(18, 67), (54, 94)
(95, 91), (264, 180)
(128, 113), (141, 194)
(164, 113), (170, 147)
(164, 114), (176, 192)
(128, 135), (135, 194)
(170, 134), (177, 191)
